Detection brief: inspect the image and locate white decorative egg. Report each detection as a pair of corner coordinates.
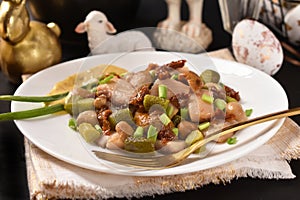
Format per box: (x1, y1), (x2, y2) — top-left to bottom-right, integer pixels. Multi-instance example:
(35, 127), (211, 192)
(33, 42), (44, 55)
(284, 4), (300, 45)
(232, 19), (283, 75)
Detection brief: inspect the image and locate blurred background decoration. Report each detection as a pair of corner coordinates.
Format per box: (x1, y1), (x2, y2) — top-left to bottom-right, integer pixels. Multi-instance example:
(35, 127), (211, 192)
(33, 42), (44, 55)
(218, 0), (263, 34)
(219, 0), (300, 47)
(27, 0), (140, 48)
(219, 0), (300, 69)
(154, 0), (212, 53)
(0, 0), (62, 83)
(260, 0), (300, 46)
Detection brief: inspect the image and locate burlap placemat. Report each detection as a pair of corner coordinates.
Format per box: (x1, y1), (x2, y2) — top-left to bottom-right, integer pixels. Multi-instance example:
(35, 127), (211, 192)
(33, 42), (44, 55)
(24, 49), (300, 199)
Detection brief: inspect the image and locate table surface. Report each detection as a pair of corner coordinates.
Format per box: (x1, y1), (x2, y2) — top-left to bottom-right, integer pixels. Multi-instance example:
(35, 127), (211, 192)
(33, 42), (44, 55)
(1, 0), (300, 199)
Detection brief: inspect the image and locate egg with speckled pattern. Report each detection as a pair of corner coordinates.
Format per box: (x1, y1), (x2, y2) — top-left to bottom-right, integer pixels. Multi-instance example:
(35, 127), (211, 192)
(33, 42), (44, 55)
(232, 19), (283, 75)
(284, 4), (300, 46)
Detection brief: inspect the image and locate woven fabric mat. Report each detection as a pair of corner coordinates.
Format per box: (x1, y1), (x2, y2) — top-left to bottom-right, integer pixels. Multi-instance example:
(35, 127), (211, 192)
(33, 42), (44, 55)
(24, 49), (300, 200)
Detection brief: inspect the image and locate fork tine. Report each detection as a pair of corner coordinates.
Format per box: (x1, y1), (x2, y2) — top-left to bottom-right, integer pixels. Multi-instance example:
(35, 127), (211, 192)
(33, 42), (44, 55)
(93, 150), (169, 168)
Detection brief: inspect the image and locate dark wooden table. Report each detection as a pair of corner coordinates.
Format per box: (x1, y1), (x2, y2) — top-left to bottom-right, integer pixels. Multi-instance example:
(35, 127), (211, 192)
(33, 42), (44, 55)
(1, 0), (300, 199)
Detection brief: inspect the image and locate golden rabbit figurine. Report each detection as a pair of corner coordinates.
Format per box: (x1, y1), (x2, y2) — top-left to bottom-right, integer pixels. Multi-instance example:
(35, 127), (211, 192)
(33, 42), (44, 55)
(0, 0), (62, 83)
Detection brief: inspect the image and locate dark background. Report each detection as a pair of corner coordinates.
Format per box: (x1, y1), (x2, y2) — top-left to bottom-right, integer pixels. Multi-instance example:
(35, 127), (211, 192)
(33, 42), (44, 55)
(1, 0), (300, 199)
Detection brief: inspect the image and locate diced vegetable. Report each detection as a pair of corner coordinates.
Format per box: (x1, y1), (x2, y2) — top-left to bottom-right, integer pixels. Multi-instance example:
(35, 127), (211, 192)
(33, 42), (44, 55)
(180, 108), (189, 120)
(227, 137), (238, 145)
(133, 126), (144, 138)
(64, 95), (94, 116)
(202, 94), (214, 104)
(124, 137), (155, 153)
(158, 84), (167, 99)
(198, 122), (210, 131)
(171, 74), (178, 80)
(78, 123), (101, 143)
(77, 98), (95, 113)
(200, 69), (220, 83)
(172, 127), (179, 136)
(68, 118), (77, 130)
(159, 113), (171, 125)
(94, 124), (103, 134)
(143, 94), (169, 111)
(147, 125), (158, 142)
(185, 130), (204, 146)
(214, 98), (227, 111)
(166, 103), (178, 119)
(245, 109), (253, 117)
(109, 108), (134, 127)
(226, 96), (237, 103)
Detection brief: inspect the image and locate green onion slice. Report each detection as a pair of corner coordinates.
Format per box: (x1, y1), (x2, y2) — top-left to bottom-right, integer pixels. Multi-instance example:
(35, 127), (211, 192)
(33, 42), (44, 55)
(245, 109), (253, 117)
(158, 84), (167, 99)
(159, 113), (171, 125)
(198, 122), (210, 131)
(133, 126), (144, 138)
(202, 94), (214, 104)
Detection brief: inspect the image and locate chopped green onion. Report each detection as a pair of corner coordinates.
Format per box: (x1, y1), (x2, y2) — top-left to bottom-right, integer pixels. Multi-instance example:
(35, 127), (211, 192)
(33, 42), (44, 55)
(185, 130), (204, 146)
(147, 125), (158, 142)
(159, 113), (171, 125)
(214, 98), (227, 111)
(227, 137), (238, 145)
(171, 74), (178, 80)
(99, 74), (114, 84)
(166, 104), (175, 118)
(180, 108), (189, 120)
(226, 96), (237, 103)
(133, 126), (144, 138)
(245, 109), (253, 117)
(202, 93), (214, 104)
(78, 123), (101, 143)
(68, 118), (77, 130)
(94, 124), (103, 134)
(198, 122), (210, 131)
(172, 127), (179, 136)
(108, 108), (134, 127)
(158, 84), (167, 99)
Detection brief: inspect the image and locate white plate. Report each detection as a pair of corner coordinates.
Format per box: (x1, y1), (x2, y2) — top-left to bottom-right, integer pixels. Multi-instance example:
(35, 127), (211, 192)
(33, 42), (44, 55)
(12, 51), (288, 176)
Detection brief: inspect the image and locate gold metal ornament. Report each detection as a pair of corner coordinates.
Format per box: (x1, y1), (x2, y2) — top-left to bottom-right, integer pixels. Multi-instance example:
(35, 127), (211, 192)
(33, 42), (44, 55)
(0, 0), (62, 83)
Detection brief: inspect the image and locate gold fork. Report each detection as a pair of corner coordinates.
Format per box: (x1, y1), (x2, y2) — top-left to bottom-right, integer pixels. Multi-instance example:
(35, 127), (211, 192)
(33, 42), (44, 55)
(93, 107), (300, 169)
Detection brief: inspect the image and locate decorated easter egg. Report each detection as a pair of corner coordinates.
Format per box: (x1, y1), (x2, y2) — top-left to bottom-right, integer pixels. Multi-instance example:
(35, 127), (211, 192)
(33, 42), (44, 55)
(232, 19), (283, 75)
(284, 4), (300, 45)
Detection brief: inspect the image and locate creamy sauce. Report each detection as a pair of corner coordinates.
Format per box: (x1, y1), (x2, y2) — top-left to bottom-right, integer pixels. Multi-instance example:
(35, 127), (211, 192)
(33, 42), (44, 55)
(46, 64), (127, 107)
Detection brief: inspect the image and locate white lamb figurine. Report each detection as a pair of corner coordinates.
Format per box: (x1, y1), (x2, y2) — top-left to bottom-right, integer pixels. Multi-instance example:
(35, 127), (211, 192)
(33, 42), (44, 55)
(158, 0), (204, 37)
(75, 11), (153, 55)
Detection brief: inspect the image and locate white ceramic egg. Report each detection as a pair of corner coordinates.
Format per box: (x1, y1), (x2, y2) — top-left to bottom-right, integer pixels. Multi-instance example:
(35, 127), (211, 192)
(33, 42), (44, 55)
(284, 4), (300, 45)
(232, 19), (283, 75)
